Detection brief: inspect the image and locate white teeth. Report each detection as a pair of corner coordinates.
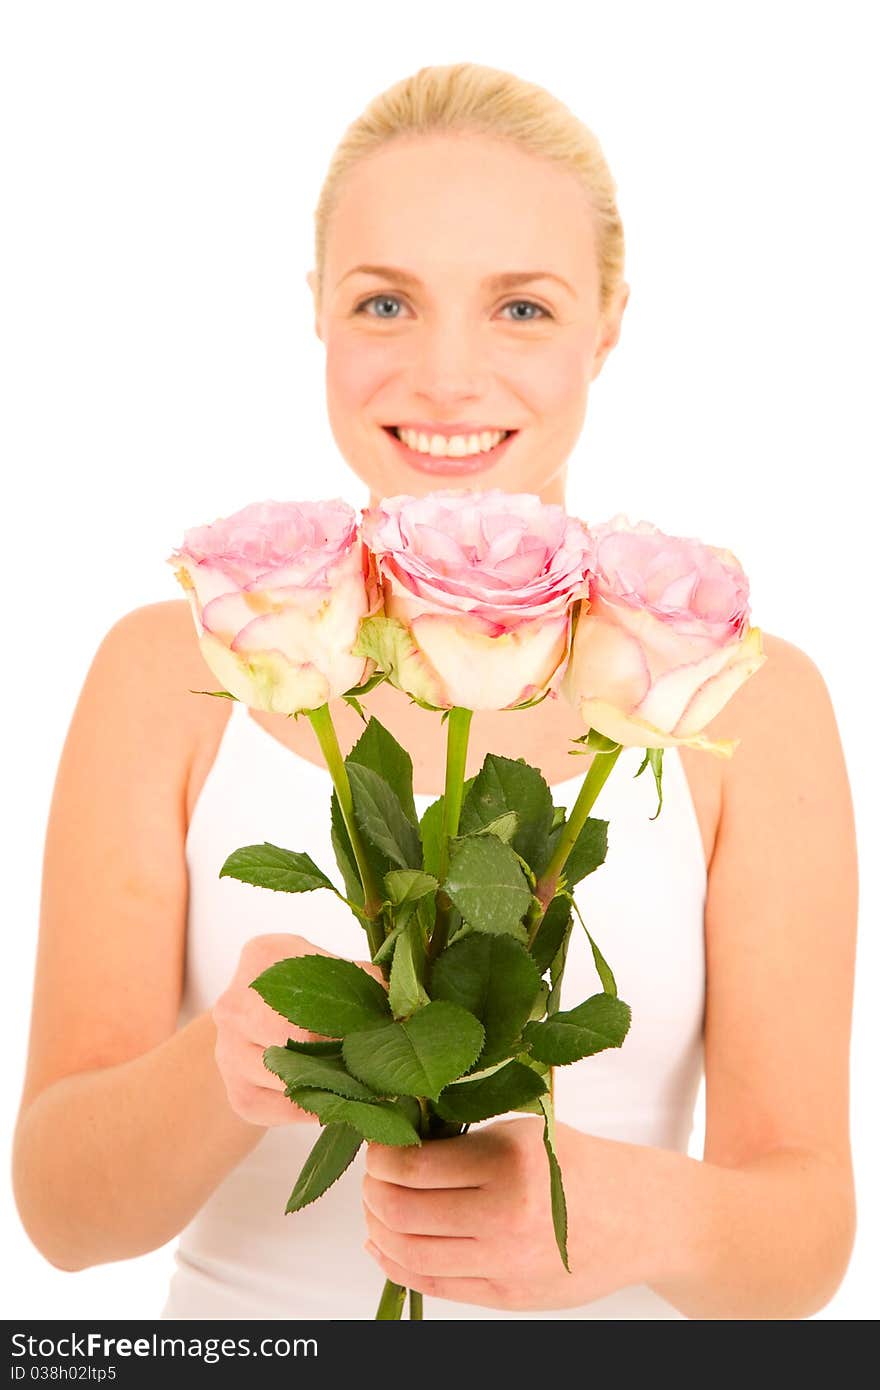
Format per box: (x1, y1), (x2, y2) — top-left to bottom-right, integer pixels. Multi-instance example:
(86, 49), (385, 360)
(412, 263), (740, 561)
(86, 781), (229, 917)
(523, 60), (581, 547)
(394, 427), (509, 457)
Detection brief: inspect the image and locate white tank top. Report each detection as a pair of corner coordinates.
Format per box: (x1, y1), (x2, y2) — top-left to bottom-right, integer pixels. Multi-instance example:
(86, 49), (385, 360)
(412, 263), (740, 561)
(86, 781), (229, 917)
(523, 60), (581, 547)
(160, 695), (706, 1320)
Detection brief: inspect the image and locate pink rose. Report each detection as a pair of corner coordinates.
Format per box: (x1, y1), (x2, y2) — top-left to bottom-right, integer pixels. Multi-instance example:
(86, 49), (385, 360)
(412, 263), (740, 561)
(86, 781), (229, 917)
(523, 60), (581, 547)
(168, 498), (378, 714)
(560, 514), (766, 755)
(355, 488), (594, 711)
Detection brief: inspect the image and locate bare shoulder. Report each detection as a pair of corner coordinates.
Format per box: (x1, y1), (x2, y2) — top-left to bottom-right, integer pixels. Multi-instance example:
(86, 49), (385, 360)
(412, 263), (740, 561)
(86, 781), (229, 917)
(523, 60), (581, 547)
(673, 635), (811, 873)
(706, 630), (848, 793)
(108, 596), (220, 692)
(104, 598), (230, 755)
(703, 627), (855, 871)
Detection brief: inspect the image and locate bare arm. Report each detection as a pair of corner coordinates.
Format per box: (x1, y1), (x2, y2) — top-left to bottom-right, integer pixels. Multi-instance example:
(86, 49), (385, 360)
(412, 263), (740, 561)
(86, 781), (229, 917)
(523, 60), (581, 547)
(12, 603), (263, 1271)
(646, 634), (858, 1317)
(13, 1011), (263, 1271)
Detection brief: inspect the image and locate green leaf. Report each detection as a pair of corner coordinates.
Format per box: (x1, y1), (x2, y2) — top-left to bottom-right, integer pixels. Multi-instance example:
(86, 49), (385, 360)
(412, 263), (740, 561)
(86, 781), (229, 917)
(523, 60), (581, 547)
(284, 1037), (343, 1057)
(375, 867), (436, 945)
(388, 918), (430, 1019)
(383, 869), (438, 905)
(507, 687), (553, 712)
(419, 780), (477, 880)
(263, 1045), (379, 1101)
(547, 913), (574, 1016)
(562, 891), (617, 996)
(538, 1092), (570, 1272)
(528, 894), (573, 975)
(286, 1087), (421, 1146)
(429, 932), (542, 1069)
(434, 1059), (548, 1124)
(351, 615), (446, 711)
(371, 917), (407, 965)
(346, 716), (419, 826)
(528, 980), (550, 1021)
(219, 843), (338, 895)
(571, 727), (621, 754)
(341, 693), (367, 722)
(540, 816), (608, 886)
(522, 993), (632, 1065)
(341, 669), (389, 699)
(459, 754), (555, 873)
(250, 955), (391, 1036)
(417, 887), (440, 942)
(634, 746), (665, 821)
(330, 790), (364, 910)
(348, 762), (423, 874)
(390, 1094), (423, 1134)
(466, 810), (519, 844)
(343, 1001), (485, 1100)
(488, 811), (520, 842)
(519, 1052), (551, 1081)
(563, 817), (609, 886)
(444, 835), (532, 940)
(285, 1122), (363, 1213)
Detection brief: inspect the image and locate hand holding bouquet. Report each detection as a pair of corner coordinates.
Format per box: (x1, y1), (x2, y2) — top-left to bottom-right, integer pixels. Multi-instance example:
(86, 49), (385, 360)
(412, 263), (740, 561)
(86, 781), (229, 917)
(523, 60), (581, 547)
(168, 487), (765, 1319)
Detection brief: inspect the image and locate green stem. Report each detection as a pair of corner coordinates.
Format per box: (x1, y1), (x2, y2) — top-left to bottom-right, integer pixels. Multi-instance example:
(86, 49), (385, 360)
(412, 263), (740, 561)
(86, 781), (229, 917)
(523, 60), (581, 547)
(375, 1280), (407, 1319)
(374, 1097), (433, 1320)
(427, 707), (473, 962)
(525, 742), (623, 949)
(306, 702), (385, 961)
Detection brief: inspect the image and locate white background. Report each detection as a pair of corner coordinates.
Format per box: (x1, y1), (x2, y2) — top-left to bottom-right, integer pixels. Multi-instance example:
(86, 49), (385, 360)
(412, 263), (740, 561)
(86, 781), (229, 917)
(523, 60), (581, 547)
(2, 0), (876, 1319)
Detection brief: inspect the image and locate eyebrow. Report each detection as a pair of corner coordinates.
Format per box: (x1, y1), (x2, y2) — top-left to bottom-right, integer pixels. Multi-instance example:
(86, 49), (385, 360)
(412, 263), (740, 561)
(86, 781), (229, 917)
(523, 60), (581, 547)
(336, 263), (577, 297)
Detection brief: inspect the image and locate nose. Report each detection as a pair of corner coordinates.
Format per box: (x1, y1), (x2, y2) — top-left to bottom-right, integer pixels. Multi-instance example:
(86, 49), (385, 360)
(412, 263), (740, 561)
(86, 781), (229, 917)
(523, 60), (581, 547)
(408, 315), (490, 409)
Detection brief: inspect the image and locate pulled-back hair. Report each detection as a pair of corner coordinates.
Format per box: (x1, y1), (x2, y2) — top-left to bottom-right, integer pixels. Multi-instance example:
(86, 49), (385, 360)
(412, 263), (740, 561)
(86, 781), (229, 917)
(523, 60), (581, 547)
(311, 61), (625, 319)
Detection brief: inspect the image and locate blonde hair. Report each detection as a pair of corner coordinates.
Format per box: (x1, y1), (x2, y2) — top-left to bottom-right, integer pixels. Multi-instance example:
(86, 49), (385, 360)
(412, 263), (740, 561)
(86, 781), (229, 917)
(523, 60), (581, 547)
(312, 61), (625, 320)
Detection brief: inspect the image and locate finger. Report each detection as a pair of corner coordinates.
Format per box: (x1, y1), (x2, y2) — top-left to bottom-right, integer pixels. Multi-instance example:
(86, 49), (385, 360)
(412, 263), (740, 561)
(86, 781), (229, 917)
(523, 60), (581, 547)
(363, 1240), (501, 1309)
(362, 1207), (488, 1279)
(242, 1005), (327, 1049)
(242, 1041), (287, 1091)
(234, 1087), (308, 1128)
(214, 1033), (285, 1092)
(362, 1173), (485, 1237)
(365, 1131), (498, 1189)
(241, 1004), (297, 1048)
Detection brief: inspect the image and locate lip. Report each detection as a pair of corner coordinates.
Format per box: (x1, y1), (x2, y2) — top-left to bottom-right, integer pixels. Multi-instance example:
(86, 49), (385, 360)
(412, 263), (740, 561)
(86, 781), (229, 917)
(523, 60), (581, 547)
(383, 426), (517, 475)
(389, 422), (513, 437)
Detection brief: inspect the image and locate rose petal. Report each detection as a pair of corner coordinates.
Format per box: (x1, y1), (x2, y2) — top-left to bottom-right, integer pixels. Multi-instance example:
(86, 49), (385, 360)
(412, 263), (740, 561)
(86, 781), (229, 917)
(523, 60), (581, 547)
(572, 696), (740, 758)
(674, 626), (767, 736)
(560, 612), (652, 712)
(409, 611), (569, 711)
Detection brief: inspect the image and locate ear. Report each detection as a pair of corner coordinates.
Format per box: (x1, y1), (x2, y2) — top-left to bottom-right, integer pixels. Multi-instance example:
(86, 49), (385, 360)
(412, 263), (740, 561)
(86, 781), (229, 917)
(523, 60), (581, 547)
(305, 269), (323, 341)
(590, 281), (630, 381)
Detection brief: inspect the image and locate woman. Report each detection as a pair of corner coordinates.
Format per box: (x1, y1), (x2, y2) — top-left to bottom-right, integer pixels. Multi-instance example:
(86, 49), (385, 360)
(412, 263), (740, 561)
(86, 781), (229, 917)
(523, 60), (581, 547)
(12, 62), (857, 1320)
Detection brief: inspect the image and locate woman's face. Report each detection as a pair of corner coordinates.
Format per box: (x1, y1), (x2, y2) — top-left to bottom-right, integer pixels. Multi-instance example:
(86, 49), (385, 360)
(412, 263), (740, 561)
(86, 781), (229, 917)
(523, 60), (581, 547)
(308, 133), (628, 507)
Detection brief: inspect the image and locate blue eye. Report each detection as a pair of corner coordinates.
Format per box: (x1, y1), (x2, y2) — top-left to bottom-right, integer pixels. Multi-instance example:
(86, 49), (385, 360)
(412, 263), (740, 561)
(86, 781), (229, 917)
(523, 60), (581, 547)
(501, 299), (550, 321)
(355, 294), (405, 318)
(354, 294), (552, 321)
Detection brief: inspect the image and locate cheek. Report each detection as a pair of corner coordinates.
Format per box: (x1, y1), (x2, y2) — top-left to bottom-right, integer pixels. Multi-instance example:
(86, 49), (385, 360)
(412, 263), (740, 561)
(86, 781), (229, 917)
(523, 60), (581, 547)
(515, 343), (590, 417)
(325, 331), (398, 416)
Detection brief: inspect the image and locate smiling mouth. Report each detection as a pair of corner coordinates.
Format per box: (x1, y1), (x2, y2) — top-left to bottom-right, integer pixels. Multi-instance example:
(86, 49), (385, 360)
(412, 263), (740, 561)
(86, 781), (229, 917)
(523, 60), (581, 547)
(382, 425), (518, 473)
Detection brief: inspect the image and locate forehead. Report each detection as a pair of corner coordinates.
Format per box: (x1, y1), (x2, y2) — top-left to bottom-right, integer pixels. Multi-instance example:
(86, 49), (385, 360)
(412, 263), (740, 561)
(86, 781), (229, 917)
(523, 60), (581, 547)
(325, 133), (597, 290)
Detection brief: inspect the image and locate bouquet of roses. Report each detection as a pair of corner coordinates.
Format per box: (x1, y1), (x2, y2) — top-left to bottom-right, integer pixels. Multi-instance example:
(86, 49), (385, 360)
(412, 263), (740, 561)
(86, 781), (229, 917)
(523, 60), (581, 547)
(168, 488), (765, 1320)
